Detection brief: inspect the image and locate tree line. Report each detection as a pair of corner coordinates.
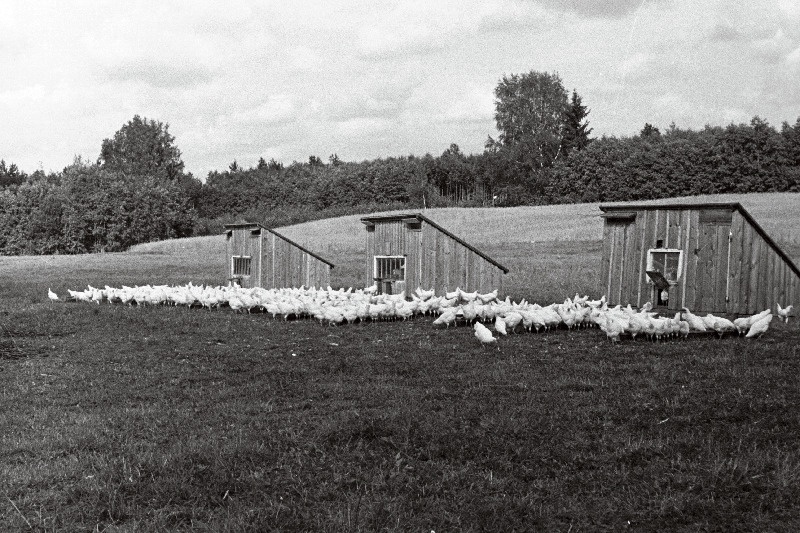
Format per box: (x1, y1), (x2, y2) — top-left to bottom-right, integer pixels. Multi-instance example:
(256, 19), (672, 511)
(1, 71), (799, 255)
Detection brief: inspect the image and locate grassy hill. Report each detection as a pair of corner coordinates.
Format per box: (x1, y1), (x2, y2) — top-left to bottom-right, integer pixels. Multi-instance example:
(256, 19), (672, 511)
(132, 192), (800, 256)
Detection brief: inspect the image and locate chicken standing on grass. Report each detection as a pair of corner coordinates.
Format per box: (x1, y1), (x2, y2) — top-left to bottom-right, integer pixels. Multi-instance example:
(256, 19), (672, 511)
(745, 313), (773, 338)
(680, 308), (707, 332)
(494, 315), (507, 336)
(777, 303), (794, 323)
(474, 322), (497, 348)
(47, 288), (59, 302)
(708, 315), (737, 339)
(733, 309), (772, 335)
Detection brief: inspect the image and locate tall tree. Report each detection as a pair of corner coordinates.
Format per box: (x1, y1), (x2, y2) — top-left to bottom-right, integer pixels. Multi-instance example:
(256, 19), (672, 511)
(98, 115), (184, 180)
(490, 71), (570, 168)
(561, 90), (593, 155)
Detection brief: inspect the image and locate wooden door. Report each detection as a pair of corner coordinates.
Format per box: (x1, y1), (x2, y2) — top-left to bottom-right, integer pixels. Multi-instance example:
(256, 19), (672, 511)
(695, 223), (731, 313)
(604, 220), (633, 305)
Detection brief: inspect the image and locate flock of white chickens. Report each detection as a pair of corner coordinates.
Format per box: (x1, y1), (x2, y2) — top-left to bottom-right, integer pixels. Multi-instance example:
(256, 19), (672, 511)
(472, 297), (793, 348)
(48, 283), (794, 347)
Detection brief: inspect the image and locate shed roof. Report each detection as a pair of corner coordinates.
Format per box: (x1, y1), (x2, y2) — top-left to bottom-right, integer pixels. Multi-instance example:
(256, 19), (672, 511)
(599, 202), (800, 279)
(360, 213), (509, 273)
(223, 222), (335, 268)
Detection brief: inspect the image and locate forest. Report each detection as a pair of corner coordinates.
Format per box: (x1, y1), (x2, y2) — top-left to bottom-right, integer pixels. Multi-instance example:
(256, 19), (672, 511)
(1, 71), (799, 255)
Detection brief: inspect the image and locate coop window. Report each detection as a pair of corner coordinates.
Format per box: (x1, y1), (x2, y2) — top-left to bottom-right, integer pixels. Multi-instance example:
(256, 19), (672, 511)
(231, 256), (252, 277)
(374, 256), (406, 281)
(402, 218), (422, 231)
(646, 249), (683, 283)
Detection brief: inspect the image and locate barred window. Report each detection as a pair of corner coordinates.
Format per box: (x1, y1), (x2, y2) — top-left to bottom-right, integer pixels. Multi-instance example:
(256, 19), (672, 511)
(232, 256), (252, 277)
(374, 256), (405, 281)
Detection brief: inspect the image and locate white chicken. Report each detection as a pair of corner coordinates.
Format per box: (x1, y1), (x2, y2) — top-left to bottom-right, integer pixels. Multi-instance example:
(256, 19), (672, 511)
(48, 288), (59, 302)
(477, 289), (499, 304)
(733, 309), (771, 335)
(745, 313), (773, 338)
(415, 287), (435, 301)
(708, 315), (736, 338)
(459, 289), (479, 303)
(502, 311), (523, 334)
(474, 322), (497, 347)
(432, 308), (458, 328)
(777, 303), (793, 323)
(599, 314), (625, 343)
(494, 315), (507, 336)
(445, 288), (460, 300)
(680, 308), (707, 332)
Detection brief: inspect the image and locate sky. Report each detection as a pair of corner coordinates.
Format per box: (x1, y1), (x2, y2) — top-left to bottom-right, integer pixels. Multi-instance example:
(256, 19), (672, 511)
(1, 0), (799, 179)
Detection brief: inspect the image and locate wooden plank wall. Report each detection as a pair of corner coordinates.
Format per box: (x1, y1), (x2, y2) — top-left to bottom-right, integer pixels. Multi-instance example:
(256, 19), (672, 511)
(603, 207), (800, 315)
(226, 228), (260, 288)
(365, 220), (504, 295)
(364, 220), (407, 286)
(261, 233), (330, 289)
(726, 211), (800, 315)
(420, 221), (503, 294)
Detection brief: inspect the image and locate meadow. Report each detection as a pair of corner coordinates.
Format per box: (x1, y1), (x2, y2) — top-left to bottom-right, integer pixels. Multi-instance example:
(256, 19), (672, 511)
(2, 193), (800, 531)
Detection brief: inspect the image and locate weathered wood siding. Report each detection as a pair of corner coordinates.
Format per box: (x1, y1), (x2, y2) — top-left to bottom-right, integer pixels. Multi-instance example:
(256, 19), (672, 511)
(724, 210), (800, 314)
(225, 227), (261, 288)
(419, 220), (503, 294)
(601, 205), (800, 315)
(261, 232), (331, 289)
(364, 220), (408, 285)
(364, 218), (505, 295)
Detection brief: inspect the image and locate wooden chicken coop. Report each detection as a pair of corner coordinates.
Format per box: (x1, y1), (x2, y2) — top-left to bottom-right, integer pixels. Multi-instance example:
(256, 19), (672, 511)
(360, 213), (508, 295)
(224, 222), (334, 289)
(599, 202), (800, 315)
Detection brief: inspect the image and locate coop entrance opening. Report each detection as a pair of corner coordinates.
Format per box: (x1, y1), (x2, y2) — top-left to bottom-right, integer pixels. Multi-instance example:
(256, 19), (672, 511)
(374, 256), (406, 295)
(646, 249), (682, 307)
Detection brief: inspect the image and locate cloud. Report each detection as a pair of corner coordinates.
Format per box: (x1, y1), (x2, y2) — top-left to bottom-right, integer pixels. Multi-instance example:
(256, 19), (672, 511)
(532, 0), (656, 19)
(618, 52), (650, 79)
(103, 59), (217, 89)
(440, 86), (496, 123)
(230, 95), (299, 125)
(357, 20), (446, 59)
(751, 28), (796, 64)
(355, 0), (530, 59)
(319, 65), (425, 121)
(709, 24), (747, 43)
(335, 117), (394, 137)
(477, 0), (554, 32)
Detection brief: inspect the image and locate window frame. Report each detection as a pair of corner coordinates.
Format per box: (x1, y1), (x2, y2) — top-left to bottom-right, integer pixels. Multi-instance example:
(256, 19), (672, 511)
(646, 248), (683, 285)
(373, 255), (406, 282)
(231, 255), (253, 277)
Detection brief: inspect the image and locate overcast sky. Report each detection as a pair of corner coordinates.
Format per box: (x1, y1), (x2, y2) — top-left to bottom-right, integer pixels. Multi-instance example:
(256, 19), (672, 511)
(2, 0), (799, 179)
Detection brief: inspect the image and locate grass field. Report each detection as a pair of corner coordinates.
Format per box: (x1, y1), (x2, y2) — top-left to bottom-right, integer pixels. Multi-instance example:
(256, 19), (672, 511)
(2, 193), (800, 531)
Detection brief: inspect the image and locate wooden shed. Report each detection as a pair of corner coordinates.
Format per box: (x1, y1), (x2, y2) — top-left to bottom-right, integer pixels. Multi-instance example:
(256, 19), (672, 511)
(224, 222), (334, 289)
(360, 213), (508, 295)
(599, 202), (800, 315)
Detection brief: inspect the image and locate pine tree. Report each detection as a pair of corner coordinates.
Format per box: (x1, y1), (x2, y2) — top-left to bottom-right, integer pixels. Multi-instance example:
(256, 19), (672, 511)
(561, 90), (592, 156)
